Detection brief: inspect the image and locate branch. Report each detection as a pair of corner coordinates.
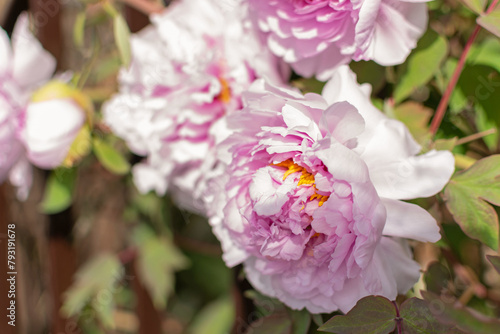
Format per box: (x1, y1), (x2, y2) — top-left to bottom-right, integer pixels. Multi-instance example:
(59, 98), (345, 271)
(429, 0), (500, 136)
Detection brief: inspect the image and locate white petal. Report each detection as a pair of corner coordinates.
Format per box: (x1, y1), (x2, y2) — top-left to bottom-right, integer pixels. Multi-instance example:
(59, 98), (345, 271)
(12, 13), (56, 88)
(22, 99), (84, 168)
(322, 66), (386, 151)
(369, 149), (455, 200)
(321, 101), (365, 144)
(132, 163), (168, 195)
(378, 237), (421, 294)
(365, 0), (427, 66)
(381, 198), (440, 242)
(360, 118), (421, 164)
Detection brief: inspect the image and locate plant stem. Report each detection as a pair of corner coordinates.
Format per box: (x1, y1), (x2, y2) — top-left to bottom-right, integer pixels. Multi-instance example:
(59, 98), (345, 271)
(429, 0), (499, 136)
(117, 0), (165, 15)
(455, 128), (497, 145)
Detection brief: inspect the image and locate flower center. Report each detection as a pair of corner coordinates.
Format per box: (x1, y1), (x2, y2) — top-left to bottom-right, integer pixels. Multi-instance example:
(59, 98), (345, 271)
(217, 77), (231, 104)
(273, 159), (329, 207)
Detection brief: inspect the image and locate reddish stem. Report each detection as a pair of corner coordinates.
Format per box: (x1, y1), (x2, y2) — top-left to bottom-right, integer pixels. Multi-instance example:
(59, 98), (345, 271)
(429, 0), (499, 136)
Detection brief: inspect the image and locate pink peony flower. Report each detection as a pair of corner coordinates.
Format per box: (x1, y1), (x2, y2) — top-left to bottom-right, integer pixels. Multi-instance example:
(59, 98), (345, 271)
(103, 0), (285, 208)
(0, 13), (56, 198)
(248, 0), (428, 80)
(207, 66), (454, 313)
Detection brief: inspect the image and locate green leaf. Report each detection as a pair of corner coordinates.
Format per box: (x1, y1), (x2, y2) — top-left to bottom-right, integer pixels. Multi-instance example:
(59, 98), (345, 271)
(113, 14), (131, 67)
(444, 155), (500, 249)
(73, 11), (86, 48)
(318, 296), (397, 334)
(62, 254), (123, 328)
(424, 262), (451, 295)
(250, 314), (292, 334)
(188, 297), (235, 334)
(486, 255), (500, 274)
(460, 0), (486, 14)
(39, 168), (76, 214)
(475, 106), (498, 151)
(133, 225), (189, 309)
(394, 30), (448, 103)
(422, 291), (500, 334)
(312, 313), (325, 327)
(469, 38), (500, 73)
(399, 298), (454, 334)
(93, 137), (130, 175)
(287, 308), (311, 334)
(478, 5), (500, 38)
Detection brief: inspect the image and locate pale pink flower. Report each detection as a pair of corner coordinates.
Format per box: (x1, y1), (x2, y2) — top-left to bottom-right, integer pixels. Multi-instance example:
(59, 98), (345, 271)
(248, 0), (428, 80)
(0, 13), (56, 198)
(20, 98), (86, 169)
(207, 66), (454, 313)
(103, 0), (284, 209)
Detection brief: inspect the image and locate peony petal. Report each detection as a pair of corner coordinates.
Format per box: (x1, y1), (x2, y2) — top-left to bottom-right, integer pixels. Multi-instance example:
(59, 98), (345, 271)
(377, 237), (421, 294)
(364, 0), (427, 65)
(381, 198), (440, 242)
(22, 99), (85, 168)
(11, 13), (56, 88)
(320, 101), (365, 145)
(132, 163), (169, 195)
(368, 149), (455, 200)
(315, 140), (370, 183)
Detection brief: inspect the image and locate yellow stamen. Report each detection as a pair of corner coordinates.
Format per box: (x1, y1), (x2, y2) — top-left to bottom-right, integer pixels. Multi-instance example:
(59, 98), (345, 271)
(217, 77), (231, 104)
(272, 159), (329, 207)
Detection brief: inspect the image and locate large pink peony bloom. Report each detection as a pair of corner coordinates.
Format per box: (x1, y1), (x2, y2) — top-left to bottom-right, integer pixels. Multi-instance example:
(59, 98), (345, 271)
(0, 13), (56, 198)
(207, 66), (454, 313)
(103, 0), (284, 208)
(248, 0), (428, 80)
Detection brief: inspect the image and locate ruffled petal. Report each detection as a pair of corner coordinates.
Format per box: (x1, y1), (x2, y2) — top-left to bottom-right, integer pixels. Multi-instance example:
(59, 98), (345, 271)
(363, 0), (427, 65)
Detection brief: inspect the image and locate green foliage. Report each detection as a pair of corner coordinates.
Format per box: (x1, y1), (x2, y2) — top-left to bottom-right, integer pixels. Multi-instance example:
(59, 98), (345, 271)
(39, 168), (76, 214)
(113, 14), (132, 67)
(188, 297), (235, 334)
(478, 5), (500, 38)
(422, 292), (500, 334)
(318, 296), (396, 334)
(460, 0), (487, 14)
(132, 225), (189, 309)
(73, 11), (86, 48)
(62, 254), (123, 328)
(251, 314), (293, 334)
(92, 137), (131, 175)
(319, 296), (456, 334)
(399, 298), (452, 334)
(444, 155), (500, 249)
(393, 30), (448, 104)
(288, 308), (311, 334)
(486, 255), (500, 274)
(423, 262), (452, 295)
